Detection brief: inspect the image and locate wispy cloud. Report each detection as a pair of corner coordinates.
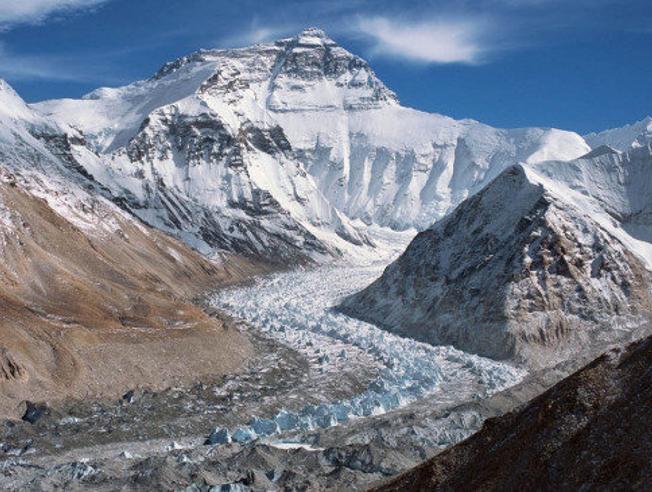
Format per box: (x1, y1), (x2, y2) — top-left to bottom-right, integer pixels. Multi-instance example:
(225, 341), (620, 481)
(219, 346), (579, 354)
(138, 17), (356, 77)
(357, 16), (491, 64)
(217, 23), (297, 48)
(0, 0), (109, 29)
(0, 41), (137, 87)
(0, 43), (80, 81)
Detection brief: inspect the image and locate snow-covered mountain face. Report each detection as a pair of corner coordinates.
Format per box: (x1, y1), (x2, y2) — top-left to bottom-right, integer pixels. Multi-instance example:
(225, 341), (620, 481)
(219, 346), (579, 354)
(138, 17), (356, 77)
(585, 117), (652, 151)
(0, 80), (263, 417)
(34, 28), (590, 262)
(340, 144), (652, 368)
(0, 79), (122, 237)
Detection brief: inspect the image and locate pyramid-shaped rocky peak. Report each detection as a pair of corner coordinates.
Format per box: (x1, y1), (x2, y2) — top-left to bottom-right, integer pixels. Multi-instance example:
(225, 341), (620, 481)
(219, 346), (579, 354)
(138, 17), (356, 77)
(292, 27), (336, 46)
(149, 26), (397, 110)
(265, 28), (398, 110)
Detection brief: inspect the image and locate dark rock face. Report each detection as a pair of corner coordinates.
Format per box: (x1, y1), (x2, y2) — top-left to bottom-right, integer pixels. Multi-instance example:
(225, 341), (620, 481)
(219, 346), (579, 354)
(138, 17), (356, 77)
(0, 349), (24, 382)
(242, 124), (293, 156)
(372, 333), (652, 491)
(151, 51), (211, 81)
(121, 390), (136, 404)
(20, 401), (49, 424)
(112, 108), (337, 264)
(127, 112), (238, 166)
(267, 28), (398, 111)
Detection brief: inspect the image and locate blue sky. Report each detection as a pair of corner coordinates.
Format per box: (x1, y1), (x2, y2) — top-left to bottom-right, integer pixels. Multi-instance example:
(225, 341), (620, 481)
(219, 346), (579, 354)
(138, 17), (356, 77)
(1, 0), (651, 134)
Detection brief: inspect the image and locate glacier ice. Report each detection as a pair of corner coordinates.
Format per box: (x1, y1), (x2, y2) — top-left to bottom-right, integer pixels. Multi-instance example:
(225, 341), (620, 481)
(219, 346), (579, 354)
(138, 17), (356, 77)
(249, 417), (279, 437)
(209, 258), (526, 443)
(206, 428), (231, 445)
(231, 427), (257, 443)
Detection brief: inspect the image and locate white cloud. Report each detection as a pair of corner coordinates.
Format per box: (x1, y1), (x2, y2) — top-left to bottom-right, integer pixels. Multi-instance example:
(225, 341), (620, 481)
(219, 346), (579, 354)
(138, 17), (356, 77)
(0, 0), (108, 28)
(0, 42), (128, 85)
(0, 42), (76, 80)
(244, 27), (287, 44)
(357, 16), (489, 64)
(218, 25), (296, 48)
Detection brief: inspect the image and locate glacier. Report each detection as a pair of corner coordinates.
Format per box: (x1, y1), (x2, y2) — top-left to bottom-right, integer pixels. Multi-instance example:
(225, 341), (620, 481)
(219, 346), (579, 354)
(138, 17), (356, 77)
(209, 243), (525, 444)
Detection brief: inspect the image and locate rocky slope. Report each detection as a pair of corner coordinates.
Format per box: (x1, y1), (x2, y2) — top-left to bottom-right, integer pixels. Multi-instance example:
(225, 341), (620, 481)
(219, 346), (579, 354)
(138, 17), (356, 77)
(0, 80), (260, 419)
(34, 28), (590, 263)
(340, 145), (652, 367)
(372, 332), (652, 491)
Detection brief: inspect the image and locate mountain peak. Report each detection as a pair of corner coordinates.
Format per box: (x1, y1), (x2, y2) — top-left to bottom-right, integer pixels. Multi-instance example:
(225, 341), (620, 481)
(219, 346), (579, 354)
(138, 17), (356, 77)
(580, 144), (620, 159)
(0, 79), (21, 102)
(0, 78), (41, 124)
(293, 27), (334, 46)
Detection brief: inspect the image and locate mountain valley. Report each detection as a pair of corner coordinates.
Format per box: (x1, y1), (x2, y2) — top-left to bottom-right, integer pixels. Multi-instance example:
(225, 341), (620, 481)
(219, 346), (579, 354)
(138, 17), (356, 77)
(0, 26), (650, 491)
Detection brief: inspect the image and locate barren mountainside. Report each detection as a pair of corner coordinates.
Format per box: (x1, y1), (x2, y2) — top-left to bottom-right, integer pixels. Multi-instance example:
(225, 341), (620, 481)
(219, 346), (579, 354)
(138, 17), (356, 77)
(373, 332), (652, 491)
(0, 80), (260, 419)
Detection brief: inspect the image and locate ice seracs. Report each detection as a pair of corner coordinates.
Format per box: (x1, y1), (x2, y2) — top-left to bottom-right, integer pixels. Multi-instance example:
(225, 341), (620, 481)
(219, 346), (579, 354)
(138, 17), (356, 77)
(209, 259), (524, 445)
(33, 29), (590, 263)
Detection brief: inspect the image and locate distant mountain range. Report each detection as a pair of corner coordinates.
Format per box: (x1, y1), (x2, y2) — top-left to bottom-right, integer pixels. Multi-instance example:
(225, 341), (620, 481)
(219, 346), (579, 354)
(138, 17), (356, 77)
(31, 27), (594, 263)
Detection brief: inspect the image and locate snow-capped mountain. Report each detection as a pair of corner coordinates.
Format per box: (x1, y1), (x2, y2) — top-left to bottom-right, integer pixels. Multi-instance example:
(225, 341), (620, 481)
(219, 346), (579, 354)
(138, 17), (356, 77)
(34, 28), (590, 262)
(0, 79), (257, 417)
(0, 79), (115, 234)
(585, 116), (652, 151)
(340, 144), (652, 367)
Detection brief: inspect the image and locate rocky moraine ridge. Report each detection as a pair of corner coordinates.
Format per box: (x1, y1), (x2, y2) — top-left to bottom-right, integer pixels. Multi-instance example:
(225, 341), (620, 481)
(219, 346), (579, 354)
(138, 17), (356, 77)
(373, 332), (652, 491)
